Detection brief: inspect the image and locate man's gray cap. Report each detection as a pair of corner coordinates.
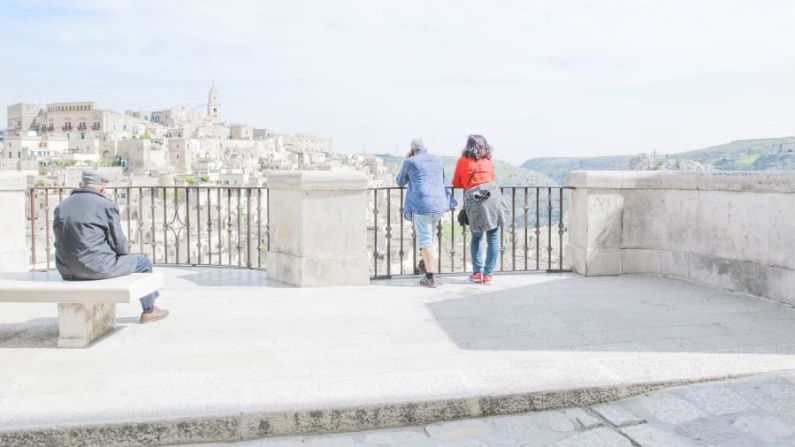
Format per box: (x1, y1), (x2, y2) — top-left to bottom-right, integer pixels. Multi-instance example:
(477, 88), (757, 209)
(410, 138), (426, 152)
(81, 170), (110, 186)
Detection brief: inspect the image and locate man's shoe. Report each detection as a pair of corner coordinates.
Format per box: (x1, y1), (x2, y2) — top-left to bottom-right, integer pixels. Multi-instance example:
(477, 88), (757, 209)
(140, 306), (170, 324)
(469, 272), (483, 283)
(420, 275), (438, 288)
(417, 259), (426, 275)
(482, 275), (493, 285)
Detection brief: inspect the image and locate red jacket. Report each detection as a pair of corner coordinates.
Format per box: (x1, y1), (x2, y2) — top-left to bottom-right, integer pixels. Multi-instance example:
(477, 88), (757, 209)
(452, 156), (496, 190)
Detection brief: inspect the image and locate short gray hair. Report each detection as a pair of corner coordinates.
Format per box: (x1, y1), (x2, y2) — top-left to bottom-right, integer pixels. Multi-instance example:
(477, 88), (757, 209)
(410, 138), (427, 153)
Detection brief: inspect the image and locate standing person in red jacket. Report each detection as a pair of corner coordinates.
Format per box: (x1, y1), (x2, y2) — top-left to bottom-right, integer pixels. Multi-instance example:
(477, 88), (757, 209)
(452, 135), (506, 285)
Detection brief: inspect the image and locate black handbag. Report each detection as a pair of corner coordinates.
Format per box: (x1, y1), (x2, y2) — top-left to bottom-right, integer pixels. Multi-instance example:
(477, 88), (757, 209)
(457, 160), (482, 226)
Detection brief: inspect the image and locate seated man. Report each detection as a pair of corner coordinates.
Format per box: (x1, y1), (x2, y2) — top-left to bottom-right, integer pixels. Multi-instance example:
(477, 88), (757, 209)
(53, 171), (169, 323)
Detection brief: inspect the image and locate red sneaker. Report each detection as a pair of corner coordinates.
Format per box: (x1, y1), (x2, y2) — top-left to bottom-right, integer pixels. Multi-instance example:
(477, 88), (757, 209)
(483, 275), (493, 285)
(469, 272), (483, 283)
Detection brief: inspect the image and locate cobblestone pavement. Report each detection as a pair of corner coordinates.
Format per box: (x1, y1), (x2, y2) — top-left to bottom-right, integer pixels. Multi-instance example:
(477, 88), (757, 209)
(195, 370), (795, 446)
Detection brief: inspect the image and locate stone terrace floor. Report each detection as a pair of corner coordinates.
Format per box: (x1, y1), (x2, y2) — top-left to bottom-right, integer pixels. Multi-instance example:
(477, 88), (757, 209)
(2, 268), (795, 436)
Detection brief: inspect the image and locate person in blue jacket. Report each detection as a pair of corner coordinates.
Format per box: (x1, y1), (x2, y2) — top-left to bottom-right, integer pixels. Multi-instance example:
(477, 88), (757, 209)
(395, 138), (455, 287)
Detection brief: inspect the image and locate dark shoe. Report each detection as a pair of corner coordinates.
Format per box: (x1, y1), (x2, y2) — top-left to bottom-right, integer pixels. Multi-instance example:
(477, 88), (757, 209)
(420, 275), (438, 288)
(140, 306), (170, 324)
(417, 259), (426, 275)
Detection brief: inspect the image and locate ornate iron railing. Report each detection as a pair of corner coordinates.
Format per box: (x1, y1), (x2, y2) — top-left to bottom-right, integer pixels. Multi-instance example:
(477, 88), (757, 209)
(27, 187), (269, 271)
(27, 185), (570, 279)
(368, 186), (571, 278)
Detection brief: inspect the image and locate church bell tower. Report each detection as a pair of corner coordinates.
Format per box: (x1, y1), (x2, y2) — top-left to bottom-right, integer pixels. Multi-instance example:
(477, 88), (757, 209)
(207, 82), (220, 122)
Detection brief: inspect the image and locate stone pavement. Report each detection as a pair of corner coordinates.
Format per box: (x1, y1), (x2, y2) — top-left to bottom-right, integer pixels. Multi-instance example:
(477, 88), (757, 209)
(188, 370), (795, 446)
(3, 268), (795, 445)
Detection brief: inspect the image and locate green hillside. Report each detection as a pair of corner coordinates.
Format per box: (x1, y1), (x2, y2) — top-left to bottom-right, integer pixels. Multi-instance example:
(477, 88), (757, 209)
(675, 137), (795, 170)
(377, 154), (559, 187)
(521, 156), (632, 185)
(521, 136), (795, 183)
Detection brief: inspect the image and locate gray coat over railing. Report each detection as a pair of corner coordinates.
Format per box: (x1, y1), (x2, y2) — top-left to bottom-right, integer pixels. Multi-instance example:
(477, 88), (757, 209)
(463, 181), (508, 232)
(53, 189), (138, 280)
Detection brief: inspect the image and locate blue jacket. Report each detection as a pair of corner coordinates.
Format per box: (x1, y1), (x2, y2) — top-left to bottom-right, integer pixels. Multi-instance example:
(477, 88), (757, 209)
(396, 151), (455, 220)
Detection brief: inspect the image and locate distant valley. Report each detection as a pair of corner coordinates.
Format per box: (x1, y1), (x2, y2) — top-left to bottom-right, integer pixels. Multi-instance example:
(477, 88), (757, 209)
(521, 136), (795, 185)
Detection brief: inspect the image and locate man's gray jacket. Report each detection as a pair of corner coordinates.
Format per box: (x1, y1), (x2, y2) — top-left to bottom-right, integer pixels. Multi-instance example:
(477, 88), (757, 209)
(53, 188), (138, 280)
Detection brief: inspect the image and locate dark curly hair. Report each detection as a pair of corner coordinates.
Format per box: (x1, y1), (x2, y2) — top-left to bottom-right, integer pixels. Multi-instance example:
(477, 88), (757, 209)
(461, 134), (493, 160)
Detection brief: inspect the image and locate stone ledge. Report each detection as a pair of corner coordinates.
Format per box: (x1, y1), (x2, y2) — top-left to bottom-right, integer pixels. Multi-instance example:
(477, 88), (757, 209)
(266, 170), (369, 191)
(0, 375), (750, 447)
(566, 170), (795, 193)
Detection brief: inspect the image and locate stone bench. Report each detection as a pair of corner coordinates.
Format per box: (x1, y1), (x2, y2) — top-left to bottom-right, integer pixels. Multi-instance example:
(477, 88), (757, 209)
(0, 271), (164, 348)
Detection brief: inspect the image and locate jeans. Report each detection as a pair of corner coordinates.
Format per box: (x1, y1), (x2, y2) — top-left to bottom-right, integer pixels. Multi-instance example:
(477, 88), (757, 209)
(471, 227), (499, 276)
(135, 256), (160, 312)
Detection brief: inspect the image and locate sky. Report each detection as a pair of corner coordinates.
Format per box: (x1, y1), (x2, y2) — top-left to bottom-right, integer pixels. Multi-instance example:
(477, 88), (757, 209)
(1, 0), (794, 164)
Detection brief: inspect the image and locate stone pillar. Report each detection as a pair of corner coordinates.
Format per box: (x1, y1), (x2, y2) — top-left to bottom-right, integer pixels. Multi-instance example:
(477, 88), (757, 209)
(0, 172), (31, 272)
(266, 171), (370, 287)
(57, 303), (116, 348)
(567, 172), (624, 276)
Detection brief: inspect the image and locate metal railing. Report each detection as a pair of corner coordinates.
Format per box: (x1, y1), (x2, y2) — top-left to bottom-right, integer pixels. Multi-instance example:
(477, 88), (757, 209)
(27, 187), (269, 271)
(368, 186), (571, 278)
(27, 185), (570, 279)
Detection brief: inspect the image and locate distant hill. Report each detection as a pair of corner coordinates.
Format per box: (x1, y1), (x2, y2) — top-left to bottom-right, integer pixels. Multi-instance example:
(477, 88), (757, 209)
(521, 136), (795, 184)
(520, 156), (632, 185)
(675, 137), (795, 170)
(376, 154), (559, 187)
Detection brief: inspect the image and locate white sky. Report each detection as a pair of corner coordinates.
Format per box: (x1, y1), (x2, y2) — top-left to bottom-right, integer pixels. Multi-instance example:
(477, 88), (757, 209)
(1, 0), (794, 164)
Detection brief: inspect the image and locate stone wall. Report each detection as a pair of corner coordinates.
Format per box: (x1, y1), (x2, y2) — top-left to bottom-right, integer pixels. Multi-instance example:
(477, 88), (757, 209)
(567, 171), (795, 305)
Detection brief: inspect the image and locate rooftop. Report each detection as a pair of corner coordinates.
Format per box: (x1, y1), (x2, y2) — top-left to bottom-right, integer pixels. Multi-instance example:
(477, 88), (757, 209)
(2, 267), (795, 443)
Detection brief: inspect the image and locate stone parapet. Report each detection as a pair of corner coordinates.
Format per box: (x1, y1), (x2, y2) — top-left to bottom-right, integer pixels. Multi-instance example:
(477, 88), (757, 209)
(0, 172), (31, 272)
(266, 170), (369, 287)
(566, 170), (795, 305)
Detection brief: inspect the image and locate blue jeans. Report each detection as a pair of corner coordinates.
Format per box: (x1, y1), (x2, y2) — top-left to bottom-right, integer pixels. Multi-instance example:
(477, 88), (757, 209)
(135, 256), (160, 312)
(471, 227), (499, 276)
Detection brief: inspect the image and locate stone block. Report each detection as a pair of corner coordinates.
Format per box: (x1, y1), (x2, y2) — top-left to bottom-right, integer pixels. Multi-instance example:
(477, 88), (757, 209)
(660, 190), (698, 252)
(554, 427), (632, 447)
(585, 190), (624, 249)
(621, 249), (661, 274)
(680, 385), (755, 416)
(564, 408), (603, 429)
(767, 193), (795, 270)
(621, 424), (693, 447)
(268, 252), (370, 287)
(591, 404), (644, 427)
(732, 414), (795, 443)
(767, 267), (795, 306)
(583, 248), (622, 276)
(660, 250), (690, 279)
(57, 302), (116, 348)
(424, 419), (493, 441)
(635, 394), (706, 425)
(267, 171), (370, 287)
(621, 190), (664, 250)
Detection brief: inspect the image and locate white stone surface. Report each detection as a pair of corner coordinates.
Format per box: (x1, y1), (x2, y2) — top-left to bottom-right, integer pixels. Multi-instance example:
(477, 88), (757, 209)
(266, 170), (369, 287)
(0, 271), (164, 303)
(3, 269), (795, 433)
(0, 172), (31, 272)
